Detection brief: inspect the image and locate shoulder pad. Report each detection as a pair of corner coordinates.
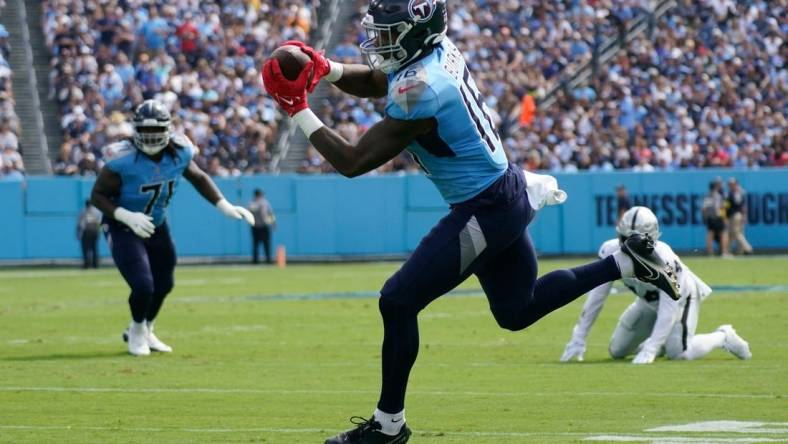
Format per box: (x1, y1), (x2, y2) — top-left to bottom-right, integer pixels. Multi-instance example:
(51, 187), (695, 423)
(171, 133), (197, 151)
(654, 241), (679, 264)
(170, 133), (199, 156)
(598, 238), (620, 259)
(386, 62), (439, 120)
(102, 140), (135, 163)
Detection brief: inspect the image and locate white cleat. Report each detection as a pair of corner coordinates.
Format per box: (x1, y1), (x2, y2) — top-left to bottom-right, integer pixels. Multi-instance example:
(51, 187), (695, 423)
(146, 323), (172, 353)
(717, 325), (752, 360)
(126, 321), (150, 356)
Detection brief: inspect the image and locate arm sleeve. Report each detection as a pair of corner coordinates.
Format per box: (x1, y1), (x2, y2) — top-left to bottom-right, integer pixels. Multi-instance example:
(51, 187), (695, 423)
(644, 292), (680, 350)
(571, 281), (614, 340)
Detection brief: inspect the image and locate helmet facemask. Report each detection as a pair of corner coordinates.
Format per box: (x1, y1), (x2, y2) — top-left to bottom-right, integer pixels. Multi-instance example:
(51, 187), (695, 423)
(360, 15), (413, 74)
(134, 122), (171, 156)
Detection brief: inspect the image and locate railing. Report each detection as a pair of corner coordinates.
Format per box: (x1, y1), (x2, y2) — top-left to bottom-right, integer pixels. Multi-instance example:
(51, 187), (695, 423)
(14, 0), (51, 173)
(536, 0), (677, 111)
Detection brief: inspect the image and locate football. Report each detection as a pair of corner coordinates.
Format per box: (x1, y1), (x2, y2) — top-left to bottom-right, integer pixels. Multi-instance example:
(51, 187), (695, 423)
(270, 44), (313, 81)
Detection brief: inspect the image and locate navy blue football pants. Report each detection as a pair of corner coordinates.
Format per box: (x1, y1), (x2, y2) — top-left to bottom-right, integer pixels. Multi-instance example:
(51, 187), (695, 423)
(105, 220), (176, 324)
(377, 165), (621, 413)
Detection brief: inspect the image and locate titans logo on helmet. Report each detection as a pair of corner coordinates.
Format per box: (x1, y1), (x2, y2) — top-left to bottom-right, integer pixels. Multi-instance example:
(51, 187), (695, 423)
(409, 0), (435, 22)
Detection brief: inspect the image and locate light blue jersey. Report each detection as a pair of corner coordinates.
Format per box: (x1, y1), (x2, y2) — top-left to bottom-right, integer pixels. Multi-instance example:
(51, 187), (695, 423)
(103, 134), (197, 226)
(386, 38), (508, 204)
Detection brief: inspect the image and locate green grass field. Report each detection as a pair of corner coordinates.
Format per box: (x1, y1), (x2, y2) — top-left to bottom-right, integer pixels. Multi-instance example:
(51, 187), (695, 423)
(1, 257), (786, 443)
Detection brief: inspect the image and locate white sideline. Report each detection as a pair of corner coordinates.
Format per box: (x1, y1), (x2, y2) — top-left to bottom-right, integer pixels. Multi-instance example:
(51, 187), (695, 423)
(0, 386), (780, 399)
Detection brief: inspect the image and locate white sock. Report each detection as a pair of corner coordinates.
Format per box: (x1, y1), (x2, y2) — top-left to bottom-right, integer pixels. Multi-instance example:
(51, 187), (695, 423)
(683, 331), (726, 360)
(129, 321), (148, 334)
(613, 250), (634, 278)
(373, 408), (405, 435)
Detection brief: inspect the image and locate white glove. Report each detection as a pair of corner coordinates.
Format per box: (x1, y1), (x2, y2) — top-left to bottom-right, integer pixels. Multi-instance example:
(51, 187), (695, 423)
(632, 343), (659, 364)
(114, 207), (155, 239)
(216, 198), (255, 226)
(560, 337), (586, 362)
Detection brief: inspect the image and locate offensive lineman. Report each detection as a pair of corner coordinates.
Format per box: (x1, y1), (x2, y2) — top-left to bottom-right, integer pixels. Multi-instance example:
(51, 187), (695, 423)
(561, 206), (752, 364)
(90, 100), (255, 356)
(262, 1), (681, 442)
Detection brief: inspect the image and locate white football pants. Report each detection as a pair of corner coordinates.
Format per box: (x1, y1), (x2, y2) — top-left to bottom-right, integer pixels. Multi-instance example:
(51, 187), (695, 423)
(608, 296), (724, 360)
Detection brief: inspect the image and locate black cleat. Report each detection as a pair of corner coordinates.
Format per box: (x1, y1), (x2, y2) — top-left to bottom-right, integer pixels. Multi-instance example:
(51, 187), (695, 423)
(325, 416), (411, 444)
(621, 234), (681, 300)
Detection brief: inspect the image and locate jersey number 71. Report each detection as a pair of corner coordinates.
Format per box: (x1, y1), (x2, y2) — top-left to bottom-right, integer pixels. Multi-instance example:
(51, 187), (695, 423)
(140, 180), (175, 216)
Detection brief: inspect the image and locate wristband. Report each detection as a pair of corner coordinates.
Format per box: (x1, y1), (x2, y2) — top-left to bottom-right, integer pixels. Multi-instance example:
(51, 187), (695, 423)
(325, 60), (344, 83)
(215, 198), (234, 215)
(293, 109), (325, 138)
(113, 207), (132, 223)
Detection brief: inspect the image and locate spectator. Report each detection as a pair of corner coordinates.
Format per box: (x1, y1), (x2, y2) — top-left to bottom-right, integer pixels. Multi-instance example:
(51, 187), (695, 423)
(0, 24), (9, 60)
(726, 177), (753, 255)
(248, 188), (276, 264)
(76, 199), (102, 269)
(616, 184), (632, 220)
(0, 118), (18, 151)
(702, 180), (731, 257)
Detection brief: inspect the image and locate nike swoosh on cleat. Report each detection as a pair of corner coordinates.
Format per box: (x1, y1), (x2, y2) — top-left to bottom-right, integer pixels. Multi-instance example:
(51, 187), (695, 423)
(629, 250), (660, 281)
(391, 419), (402, 423)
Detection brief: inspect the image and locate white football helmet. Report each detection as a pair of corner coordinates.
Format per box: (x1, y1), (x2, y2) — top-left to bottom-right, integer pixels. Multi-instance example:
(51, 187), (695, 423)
(617, 206), (660, 241)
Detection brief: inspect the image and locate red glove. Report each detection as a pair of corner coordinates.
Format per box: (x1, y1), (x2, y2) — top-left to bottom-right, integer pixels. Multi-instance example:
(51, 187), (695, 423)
(281, 40), (331, 93)
(262, 58), (314, 117)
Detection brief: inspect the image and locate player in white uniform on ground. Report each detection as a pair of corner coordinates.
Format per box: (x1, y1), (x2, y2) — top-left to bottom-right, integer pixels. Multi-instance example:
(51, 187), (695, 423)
(561, 206), (752, 364)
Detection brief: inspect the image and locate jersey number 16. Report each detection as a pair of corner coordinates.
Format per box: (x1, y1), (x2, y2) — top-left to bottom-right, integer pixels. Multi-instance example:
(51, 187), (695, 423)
(460, 67), (500, 154)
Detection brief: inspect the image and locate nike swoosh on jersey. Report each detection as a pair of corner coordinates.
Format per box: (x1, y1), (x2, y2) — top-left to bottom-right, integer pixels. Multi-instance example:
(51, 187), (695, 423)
(398, 85), (419, 94)
(279, 97), (295, 105)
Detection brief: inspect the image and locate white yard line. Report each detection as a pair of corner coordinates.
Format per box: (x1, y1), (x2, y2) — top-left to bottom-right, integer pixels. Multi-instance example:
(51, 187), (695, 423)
(585, 435), (784, 443)
(0, 386), (781, 400)
(1, 425), (785, 442)
(0, 424), (585, 438)
(647, 421), (788, 434)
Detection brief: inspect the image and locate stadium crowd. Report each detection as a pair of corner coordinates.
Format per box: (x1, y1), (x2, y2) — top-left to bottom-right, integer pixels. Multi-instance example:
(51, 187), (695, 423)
(513, 0), (788, 172)
(40, 0), (785, 176)
(306, 0), (786, 173)
(43, 0), (319, 176)
(0, 20), (26, 181)
(302, 0), (652, 173)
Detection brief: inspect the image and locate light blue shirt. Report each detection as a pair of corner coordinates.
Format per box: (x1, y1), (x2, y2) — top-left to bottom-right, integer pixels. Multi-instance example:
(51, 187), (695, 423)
(385, 39), (508, 204)
(103, 135), (197, 226)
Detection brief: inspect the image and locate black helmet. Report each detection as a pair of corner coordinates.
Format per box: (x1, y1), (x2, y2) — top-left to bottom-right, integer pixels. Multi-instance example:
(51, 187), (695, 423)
(132, 100), (171, 155)
(360, 0), (447, 74)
